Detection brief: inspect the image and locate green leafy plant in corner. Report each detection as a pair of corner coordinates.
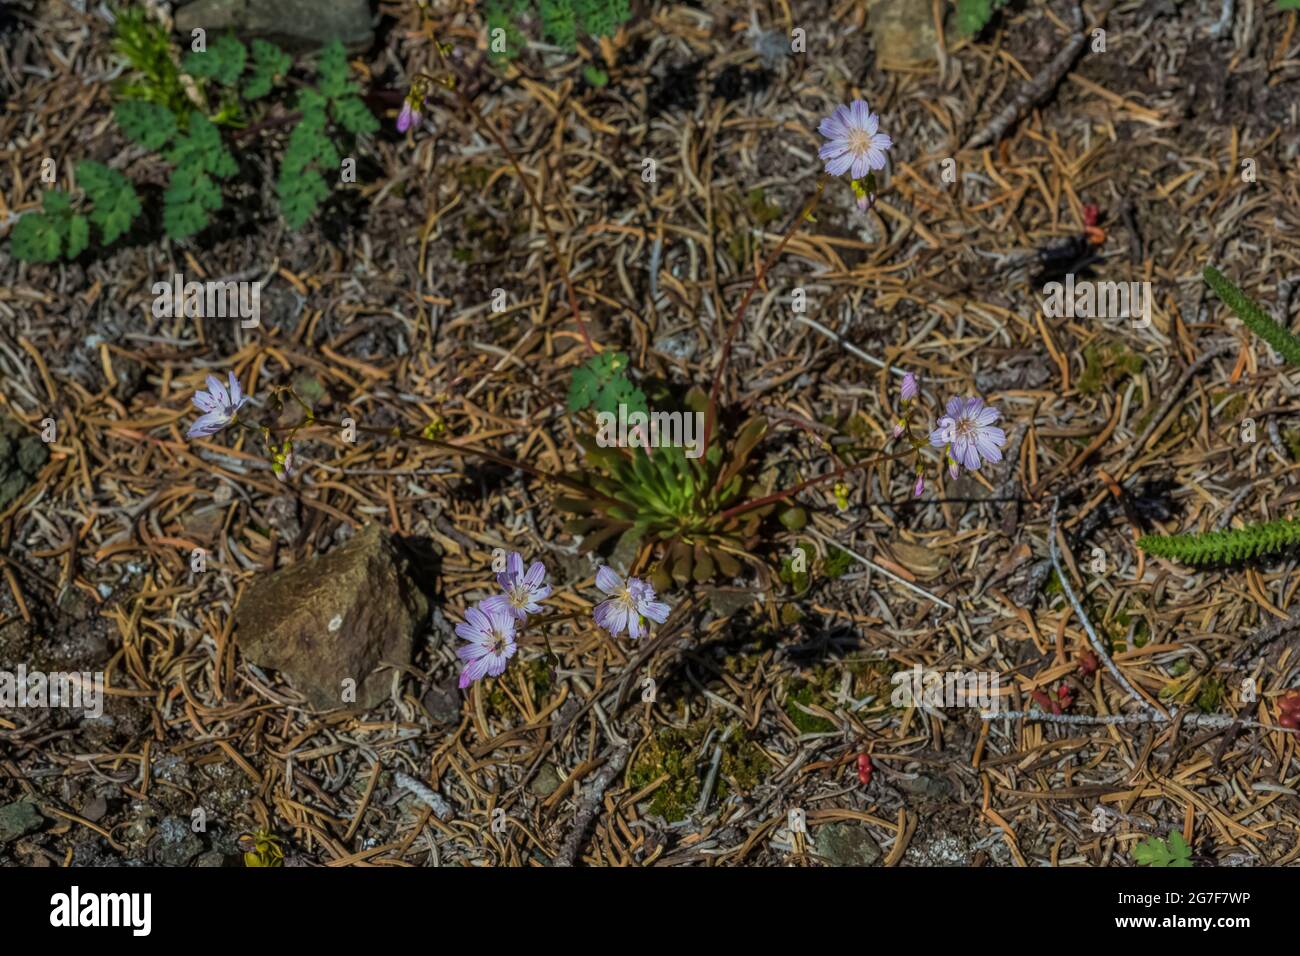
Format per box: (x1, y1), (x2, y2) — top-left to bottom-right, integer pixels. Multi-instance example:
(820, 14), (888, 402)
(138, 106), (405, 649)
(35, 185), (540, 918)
(954, 0), (1010, 34)
(1139, 267), (1300, 564)
(97, 25), (370, 243)
(1132, 831), (1193, 867)
(10, 162), (141, 262)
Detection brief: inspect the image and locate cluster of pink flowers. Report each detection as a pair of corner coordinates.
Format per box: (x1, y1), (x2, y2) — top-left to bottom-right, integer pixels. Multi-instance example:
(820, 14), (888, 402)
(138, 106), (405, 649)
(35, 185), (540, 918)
(453, 554), (671, 690)
(456, 552), (552, 688)
(891, 371), (1007, 497)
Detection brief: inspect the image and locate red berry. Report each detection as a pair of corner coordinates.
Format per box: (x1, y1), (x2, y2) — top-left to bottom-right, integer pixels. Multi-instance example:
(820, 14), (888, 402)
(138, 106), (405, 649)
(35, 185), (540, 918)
(857, 753), (872, 787)
(1280, 713), (1300, 731)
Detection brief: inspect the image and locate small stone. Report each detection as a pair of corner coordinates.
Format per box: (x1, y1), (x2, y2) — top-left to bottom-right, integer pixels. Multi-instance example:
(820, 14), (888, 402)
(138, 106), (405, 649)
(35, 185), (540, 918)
(0, 417), (48, 513)
(0, 798), (43, 844)
(866, 0), (938, 70)
(155, 816), (204, 866)
(194, 851), (228, 867)
(814, 822), (883, 867)
(888, 541), (949, 580)
(235, 524), (428, 711)
(80, 794), (108, 823)
(529, 763), (564, 799)
(175, 0), (373, 52)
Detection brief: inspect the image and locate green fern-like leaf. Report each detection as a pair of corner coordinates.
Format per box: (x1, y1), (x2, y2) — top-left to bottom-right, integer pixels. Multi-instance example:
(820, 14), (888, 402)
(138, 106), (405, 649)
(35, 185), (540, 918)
(243, 39), (291, 99)
(315, 40), (357, 101)
(314, 40), (377, 135)
(484, 0), (530, 61)
(182, 33), (247, 86)
(1203, 265), (1300, 367)
(66, 214), (90, 258)
(574, 0), (630, 38)
(540, 0), (579, 49)
(10, 210), (64, 262)
(77, 160), (141, 245)
(161, 112), (236, 239)
(1132, 831), (1193, 867)
(1138, 517), (1300, 565)
(567, 351), (646, 416)
(10, 188), (88, 262)
(276, 92), (337, 229)
(114, 99), (177, 150)
(954, 0), (1009, 34)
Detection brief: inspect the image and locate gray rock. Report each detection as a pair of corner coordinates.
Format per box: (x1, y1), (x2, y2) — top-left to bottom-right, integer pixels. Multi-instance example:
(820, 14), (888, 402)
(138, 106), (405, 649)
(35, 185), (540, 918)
(814, 822), (883, 867)
(421, 674), (461, 725)
(175, 0), (373, 51)
(905, 832), (971, 867)
(155, 816), (204, 866)
(0, 418), (48, 513)
(235, 524), (428, 711)
(0, 798), (43, 844)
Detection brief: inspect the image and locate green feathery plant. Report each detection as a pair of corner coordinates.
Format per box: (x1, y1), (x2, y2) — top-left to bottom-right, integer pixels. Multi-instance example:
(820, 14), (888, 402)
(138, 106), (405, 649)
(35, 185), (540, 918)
(10, 162), (141, 263)
(11, 13), (374, 259)
(484, 0), (631, 61)
(111, 5), (190, 115)
(1139, 517), (1300, 566)
(1138, 267), (1300, 564)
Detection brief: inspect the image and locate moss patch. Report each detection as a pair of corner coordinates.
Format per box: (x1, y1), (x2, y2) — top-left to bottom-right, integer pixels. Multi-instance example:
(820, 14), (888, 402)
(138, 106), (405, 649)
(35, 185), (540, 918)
(485, 656), (551, 719)
(629, 721), (768, 822)
(0, 418), (49, 512)
(1078, 341), (1144, 396)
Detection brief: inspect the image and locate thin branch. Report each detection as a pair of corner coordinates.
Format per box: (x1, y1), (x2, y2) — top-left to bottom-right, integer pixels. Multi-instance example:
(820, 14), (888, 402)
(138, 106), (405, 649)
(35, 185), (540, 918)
(1050, 498), (1151, 709)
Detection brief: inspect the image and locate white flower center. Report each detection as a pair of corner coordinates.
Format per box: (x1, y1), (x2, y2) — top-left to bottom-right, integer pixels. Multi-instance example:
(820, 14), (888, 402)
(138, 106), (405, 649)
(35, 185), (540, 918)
(847, 129), (873, 156)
